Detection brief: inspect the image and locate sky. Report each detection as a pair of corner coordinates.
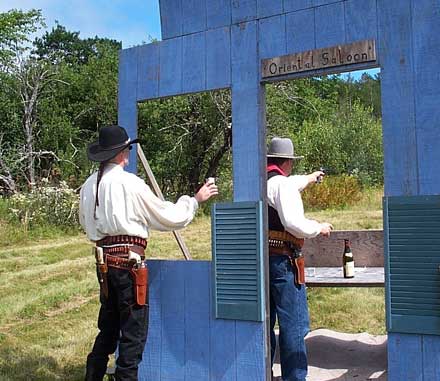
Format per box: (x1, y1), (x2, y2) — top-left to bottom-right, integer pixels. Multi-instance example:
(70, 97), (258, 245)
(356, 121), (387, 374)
(1, 0), (162, 48)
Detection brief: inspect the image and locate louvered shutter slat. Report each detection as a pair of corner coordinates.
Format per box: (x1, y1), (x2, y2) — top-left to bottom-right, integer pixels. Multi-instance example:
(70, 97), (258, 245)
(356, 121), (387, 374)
(385, 195), (440, 335)
(212, 201), (264, 321)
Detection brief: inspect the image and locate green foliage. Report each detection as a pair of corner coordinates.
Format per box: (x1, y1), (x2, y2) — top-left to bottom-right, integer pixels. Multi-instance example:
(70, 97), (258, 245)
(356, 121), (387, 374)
(302, 175), (362, 210)
(0, 9), (45, 64)
(267, 76), (383, 186)
(0, 9), (384, 200)
(138, 90), (232, 199)
(33, 22), (121, 65)
(7, 180), (80, 230)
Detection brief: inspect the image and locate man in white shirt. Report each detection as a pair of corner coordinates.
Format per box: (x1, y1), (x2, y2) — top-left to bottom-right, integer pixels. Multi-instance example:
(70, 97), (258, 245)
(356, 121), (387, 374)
(80, 125), (218, 381)
(267, 137), (332, 381)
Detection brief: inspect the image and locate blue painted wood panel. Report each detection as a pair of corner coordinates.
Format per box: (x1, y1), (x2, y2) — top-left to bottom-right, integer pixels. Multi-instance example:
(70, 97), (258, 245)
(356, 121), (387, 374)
(236, 322), (266, 380)
(344, 0), (377, 43)
(182, 32), (206, 94)
(159, 37), (183, 97)
(160, 261), (185, 380)
(139, 261), (161, 380)
(207, 0), (231, 29)
(210, 318), (237, 381)
(283, 0), (312, 13)
(378, 0), (418, 196)
(313, 0), (342, 6)
(183, 0), (207, 35)
(232, 0), (257, 24)
(136, 43), (159, 101)
(412, 0), (440, 195)
(257, 0), (282, 19)
(423, 335), (440, 381)
(258, 15), (286, 59)
(184, 262), (211, 380)
(231, 21), (266, 202)
(139, 260), (266, 381)
(388, 333), (423, 381)
(118, 47), (138, 174)
(314, 2), (345, 48)
(206, 27), (231, 90)
(285, 9), (315, 53)
(160, 0), (183, 40)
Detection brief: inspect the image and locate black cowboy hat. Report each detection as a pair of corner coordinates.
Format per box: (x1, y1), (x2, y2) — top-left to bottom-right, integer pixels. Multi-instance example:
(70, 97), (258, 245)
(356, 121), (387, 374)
(87, 125), (139, 162)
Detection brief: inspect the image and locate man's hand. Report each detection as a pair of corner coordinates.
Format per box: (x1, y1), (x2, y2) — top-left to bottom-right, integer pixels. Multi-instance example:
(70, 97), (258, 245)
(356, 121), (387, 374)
(307, 171), (325, 185)
(194, 181), (219, 203)
(320, 222), (333, 237)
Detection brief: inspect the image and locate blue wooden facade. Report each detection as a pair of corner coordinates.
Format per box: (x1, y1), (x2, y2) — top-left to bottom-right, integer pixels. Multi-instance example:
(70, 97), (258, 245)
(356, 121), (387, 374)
(118, 0), (440, 379)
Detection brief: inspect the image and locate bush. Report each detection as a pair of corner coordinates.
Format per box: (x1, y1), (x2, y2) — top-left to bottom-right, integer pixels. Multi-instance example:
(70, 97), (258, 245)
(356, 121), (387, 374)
(293, 100), (383, 186)
(8, 180), (80, 230)
(302, 175), (362, 210)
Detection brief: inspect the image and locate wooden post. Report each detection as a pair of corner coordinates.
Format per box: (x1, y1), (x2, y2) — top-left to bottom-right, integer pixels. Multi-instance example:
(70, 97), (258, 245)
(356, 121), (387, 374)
(137, 144), (192, 261)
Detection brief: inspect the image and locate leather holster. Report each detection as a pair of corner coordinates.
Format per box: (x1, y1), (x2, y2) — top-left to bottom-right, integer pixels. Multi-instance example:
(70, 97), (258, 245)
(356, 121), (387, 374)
(130, 265), (149, 306)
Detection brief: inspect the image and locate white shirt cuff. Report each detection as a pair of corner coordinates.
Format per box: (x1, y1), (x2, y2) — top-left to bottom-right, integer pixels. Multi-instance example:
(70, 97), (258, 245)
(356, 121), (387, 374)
(191, 197), (199, 211)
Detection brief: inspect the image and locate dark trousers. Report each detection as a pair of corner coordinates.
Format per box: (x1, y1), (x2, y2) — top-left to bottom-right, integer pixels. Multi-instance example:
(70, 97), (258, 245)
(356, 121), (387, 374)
(269, 255), (309, 381)
(85, 267), (149, 381)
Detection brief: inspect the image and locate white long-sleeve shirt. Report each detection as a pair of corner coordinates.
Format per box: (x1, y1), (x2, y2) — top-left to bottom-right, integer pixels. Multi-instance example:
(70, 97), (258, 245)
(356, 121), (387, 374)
(267, 174), (322, 239)
(79, 163), (199, 241)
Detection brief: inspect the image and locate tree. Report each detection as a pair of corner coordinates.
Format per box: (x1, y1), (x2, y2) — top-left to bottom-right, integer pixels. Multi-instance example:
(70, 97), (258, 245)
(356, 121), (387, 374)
(0, 9), (45, 67)
(138, 90), (232, 197)
(33, 22), (121, 65)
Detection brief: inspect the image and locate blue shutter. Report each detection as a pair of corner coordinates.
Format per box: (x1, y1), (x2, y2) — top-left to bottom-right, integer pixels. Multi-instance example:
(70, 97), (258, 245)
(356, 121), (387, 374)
(384, 195), (440, 335)
(211, 201), (264, 322)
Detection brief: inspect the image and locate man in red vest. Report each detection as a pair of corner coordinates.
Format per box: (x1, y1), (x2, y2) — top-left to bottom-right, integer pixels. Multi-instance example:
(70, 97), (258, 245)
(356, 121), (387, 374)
(267, 137), (333, 381)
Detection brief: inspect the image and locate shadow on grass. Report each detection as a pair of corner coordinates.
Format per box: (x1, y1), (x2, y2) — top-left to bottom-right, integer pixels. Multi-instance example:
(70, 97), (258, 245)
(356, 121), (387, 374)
(0, 346), (85, 381)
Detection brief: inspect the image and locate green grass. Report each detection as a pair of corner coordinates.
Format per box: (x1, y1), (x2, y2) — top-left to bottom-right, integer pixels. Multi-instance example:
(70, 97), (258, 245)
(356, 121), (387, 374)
(0, 188), (385, 380)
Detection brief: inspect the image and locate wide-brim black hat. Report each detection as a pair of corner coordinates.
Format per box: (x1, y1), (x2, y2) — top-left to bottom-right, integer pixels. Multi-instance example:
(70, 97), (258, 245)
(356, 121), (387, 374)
(87, 125), (139, 162)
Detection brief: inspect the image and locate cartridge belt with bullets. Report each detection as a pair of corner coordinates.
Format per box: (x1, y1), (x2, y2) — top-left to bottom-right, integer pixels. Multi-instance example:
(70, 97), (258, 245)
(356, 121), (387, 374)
(94, 235), (148, 306)
(268, 230), (305, 285)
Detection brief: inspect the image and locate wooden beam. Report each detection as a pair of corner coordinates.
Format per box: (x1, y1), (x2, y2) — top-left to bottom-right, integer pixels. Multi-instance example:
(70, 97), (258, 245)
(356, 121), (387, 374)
(303, 229), (383, 267)
(137, 144), (192, 261)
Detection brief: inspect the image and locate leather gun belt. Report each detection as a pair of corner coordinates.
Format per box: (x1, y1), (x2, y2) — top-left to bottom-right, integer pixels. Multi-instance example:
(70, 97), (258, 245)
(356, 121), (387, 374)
(97, 235), (147, 249)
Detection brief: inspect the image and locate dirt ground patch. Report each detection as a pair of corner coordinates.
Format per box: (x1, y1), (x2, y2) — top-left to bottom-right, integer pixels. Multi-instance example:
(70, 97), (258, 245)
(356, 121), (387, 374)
(273, 329), (387, 381)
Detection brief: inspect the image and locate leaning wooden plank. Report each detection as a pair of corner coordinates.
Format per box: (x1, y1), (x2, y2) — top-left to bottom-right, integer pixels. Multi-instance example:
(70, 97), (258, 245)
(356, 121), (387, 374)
(137, 144), (192, 260)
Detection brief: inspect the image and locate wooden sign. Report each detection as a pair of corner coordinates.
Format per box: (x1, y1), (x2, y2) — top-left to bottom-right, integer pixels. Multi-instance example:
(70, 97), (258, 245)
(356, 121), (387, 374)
(262, 39), (376, 79)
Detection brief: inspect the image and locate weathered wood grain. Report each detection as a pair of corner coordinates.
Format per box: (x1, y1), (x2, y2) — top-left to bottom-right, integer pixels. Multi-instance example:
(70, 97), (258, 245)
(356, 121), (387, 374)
(258, 15), (286, 59)
(314, 2), (345, 48)
(306, 267), (384, 287)
(118, 47), (138, 173)
(206, 27), (231, 90)
(285, 8), (315, 53)
(303, 230), (384, 267)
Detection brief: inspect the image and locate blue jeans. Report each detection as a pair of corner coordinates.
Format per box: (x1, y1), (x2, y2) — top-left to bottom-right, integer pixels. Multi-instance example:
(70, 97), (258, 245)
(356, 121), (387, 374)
(269, 255), (309, 381)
